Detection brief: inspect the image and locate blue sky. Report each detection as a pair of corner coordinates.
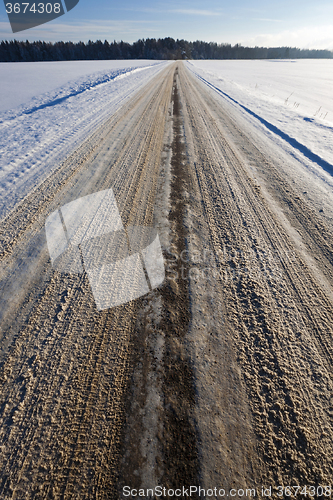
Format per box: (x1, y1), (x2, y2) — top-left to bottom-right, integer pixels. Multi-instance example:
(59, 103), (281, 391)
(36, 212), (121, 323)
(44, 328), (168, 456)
(1, 0), (333, 49)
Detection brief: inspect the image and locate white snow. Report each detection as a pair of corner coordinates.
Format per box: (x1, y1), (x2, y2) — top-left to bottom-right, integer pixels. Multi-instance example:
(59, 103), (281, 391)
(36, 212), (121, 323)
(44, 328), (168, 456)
(1, 59), (333, 222)
(187, 59), (333, 177)
(0, 60), (169, 220)
(0, 60), (164, 113)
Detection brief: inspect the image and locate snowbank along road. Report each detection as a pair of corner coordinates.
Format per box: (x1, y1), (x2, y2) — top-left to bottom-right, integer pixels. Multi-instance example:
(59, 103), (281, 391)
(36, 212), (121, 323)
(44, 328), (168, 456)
(1, 61), (333, 498)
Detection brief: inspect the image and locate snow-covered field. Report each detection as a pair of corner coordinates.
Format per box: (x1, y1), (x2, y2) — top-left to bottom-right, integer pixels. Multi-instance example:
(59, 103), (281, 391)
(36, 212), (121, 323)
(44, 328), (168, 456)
(0, 60), (169, 220)
(1, 59), (333, 222)
(187, 59), (333, 178)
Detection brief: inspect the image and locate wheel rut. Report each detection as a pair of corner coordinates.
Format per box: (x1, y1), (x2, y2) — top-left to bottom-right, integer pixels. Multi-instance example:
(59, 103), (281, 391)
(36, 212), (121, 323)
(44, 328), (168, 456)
(1, 60), (333, 498)
(118, 65), (200, 497)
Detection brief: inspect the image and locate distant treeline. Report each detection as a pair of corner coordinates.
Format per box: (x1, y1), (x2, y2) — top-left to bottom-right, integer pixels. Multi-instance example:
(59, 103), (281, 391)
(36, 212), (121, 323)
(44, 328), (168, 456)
(1, 37), (332, 62)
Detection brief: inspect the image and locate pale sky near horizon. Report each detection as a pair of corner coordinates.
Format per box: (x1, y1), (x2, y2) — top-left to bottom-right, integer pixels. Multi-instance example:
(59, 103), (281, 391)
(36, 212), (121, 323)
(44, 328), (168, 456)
(0, 0), (333, 50)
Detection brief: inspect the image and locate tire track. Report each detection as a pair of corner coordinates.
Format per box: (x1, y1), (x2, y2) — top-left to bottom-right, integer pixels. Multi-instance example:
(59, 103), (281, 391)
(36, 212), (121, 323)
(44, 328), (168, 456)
(0, 63), (175, 499)
(177, 62), (333, 487)
(160, 67), (199, 490)
(117, 66), (200, 497)
(1, 59), (333, 497)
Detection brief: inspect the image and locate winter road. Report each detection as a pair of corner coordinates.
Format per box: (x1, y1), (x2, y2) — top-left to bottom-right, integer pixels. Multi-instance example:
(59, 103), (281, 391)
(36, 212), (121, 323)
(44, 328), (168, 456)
(1, 62), (333, 498)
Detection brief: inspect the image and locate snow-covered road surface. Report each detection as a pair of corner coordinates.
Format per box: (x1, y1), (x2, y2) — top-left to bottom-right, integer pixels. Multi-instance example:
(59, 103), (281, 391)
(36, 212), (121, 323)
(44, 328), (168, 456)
(0, 60), (169, 221)
(1, 61), (333, 497)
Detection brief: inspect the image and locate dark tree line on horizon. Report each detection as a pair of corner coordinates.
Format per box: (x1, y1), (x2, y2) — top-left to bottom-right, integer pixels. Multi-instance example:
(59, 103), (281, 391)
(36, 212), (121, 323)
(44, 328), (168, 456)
(0, 37), (332, 62)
